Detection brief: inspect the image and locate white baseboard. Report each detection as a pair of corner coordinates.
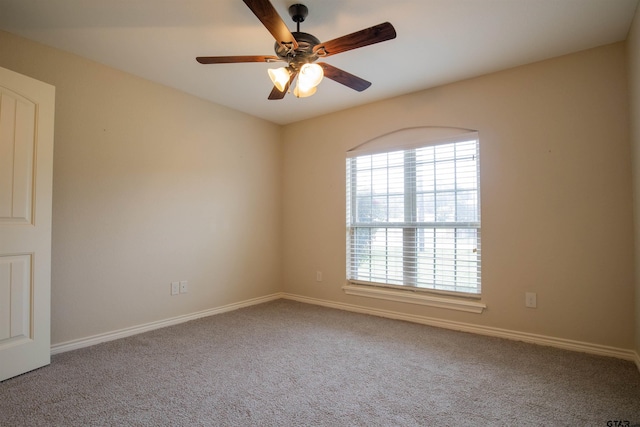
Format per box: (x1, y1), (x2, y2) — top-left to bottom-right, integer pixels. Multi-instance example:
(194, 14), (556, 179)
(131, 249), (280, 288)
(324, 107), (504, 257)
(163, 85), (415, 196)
(50, 293), (283, 355)
(51, 291), (639, 372)
(282, 293), (638, 364)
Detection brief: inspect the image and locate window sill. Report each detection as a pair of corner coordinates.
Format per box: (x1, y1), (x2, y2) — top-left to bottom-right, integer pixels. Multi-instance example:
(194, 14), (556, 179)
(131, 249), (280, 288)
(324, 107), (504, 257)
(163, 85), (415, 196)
(342, 283), (486, 314)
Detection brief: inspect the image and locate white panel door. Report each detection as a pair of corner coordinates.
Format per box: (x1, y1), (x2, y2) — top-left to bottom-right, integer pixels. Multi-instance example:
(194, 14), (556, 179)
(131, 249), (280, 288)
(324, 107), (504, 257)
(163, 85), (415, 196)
(0, 66), (54, 381)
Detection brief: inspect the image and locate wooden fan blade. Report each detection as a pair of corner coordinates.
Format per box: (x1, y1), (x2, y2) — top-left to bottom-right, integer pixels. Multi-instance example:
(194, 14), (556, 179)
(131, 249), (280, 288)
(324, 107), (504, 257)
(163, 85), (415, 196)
(268, 72), (297, 100)
(313, 22), (396, 57)
(243, 0), (298, 50)
(196, 55), (281, 64)
(318, 63), (372, 92)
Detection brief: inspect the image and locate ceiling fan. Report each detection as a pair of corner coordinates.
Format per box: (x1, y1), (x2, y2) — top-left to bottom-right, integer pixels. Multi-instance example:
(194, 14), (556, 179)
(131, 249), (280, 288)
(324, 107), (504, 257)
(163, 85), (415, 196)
(196, 0), (397, 99)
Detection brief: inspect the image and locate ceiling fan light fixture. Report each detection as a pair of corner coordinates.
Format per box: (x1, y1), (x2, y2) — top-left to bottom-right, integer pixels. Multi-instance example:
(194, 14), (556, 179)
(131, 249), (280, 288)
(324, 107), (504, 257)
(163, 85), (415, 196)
(293, 82), (317, 98)
(298, 63), (324, 90)
(268, 67), (291, 92)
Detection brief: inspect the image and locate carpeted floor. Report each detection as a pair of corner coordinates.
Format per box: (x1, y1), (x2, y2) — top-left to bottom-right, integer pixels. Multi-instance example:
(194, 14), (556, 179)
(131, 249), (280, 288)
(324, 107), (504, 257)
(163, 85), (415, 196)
(1, 299), (639, 426)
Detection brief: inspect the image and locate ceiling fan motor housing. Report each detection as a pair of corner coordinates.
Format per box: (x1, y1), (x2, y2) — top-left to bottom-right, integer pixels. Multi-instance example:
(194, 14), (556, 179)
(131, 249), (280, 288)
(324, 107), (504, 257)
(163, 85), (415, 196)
(275, 4), (318, 69)
(274, 31), (320, 68)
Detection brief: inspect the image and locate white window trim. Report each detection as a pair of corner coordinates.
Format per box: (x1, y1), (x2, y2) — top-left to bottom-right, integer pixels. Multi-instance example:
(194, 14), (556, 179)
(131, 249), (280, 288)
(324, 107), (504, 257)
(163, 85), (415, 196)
(343, 282), (486, 314)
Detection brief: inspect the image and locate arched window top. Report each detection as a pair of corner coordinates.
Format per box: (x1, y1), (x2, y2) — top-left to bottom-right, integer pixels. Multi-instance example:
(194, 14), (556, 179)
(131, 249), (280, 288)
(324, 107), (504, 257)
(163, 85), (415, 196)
(347, 126), (478, 158)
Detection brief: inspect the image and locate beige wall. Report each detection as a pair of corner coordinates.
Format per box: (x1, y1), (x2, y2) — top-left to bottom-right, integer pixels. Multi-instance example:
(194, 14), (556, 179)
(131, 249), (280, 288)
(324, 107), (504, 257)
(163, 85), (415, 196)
(0, 30), (283, 345)
(628, 4), (640, 359)
(1, 28), (636, 352)
(282, 42), (635, 349)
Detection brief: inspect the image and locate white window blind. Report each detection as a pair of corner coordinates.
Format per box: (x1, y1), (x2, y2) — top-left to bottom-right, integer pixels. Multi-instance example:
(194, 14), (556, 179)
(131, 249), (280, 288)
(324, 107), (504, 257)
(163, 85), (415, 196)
(346, 130), (481, 295)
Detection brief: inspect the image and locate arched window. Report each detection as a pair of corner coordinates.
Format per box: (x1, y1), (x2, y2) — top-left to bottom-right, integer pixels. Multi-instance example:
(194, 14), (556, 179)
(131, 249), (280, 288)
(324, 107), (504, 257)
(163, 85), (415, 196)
(346, 127), (481, 297)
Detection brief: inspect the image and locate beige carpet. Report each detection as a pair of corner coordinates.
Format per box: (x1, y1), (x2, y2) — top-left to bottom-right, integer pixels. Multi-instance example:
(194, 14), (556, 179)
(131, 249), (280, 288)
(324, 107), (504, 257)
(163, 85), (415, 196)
(1, 299), (639, 426)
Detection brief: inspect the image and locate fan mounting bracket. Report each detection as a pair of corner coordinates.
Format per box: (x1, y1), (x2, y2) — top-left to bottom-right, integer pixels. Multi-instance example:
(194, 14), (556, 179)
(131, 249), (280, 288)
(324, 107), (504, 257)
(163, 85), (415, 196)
(289, 4), (308, 24)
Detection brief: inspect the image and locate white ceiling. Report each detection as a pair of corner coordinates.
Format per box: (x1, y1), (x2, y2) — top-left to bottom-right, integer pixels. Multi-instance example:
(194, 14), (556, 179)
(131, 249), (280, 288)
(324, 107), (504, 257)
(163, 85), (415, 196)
(0, 0), (638, 125)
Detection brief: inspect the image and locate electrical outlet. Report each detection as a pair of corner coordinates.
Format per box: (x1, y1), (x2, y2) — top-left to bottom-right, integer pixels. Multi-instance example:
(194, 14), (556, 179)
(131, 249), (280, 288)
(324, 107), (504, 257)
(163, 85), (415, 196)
(525, 292), (537, 308)
(179, 280), (188, 294)
(171, 281), (180, 296)
(316, 271), (322, 282)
